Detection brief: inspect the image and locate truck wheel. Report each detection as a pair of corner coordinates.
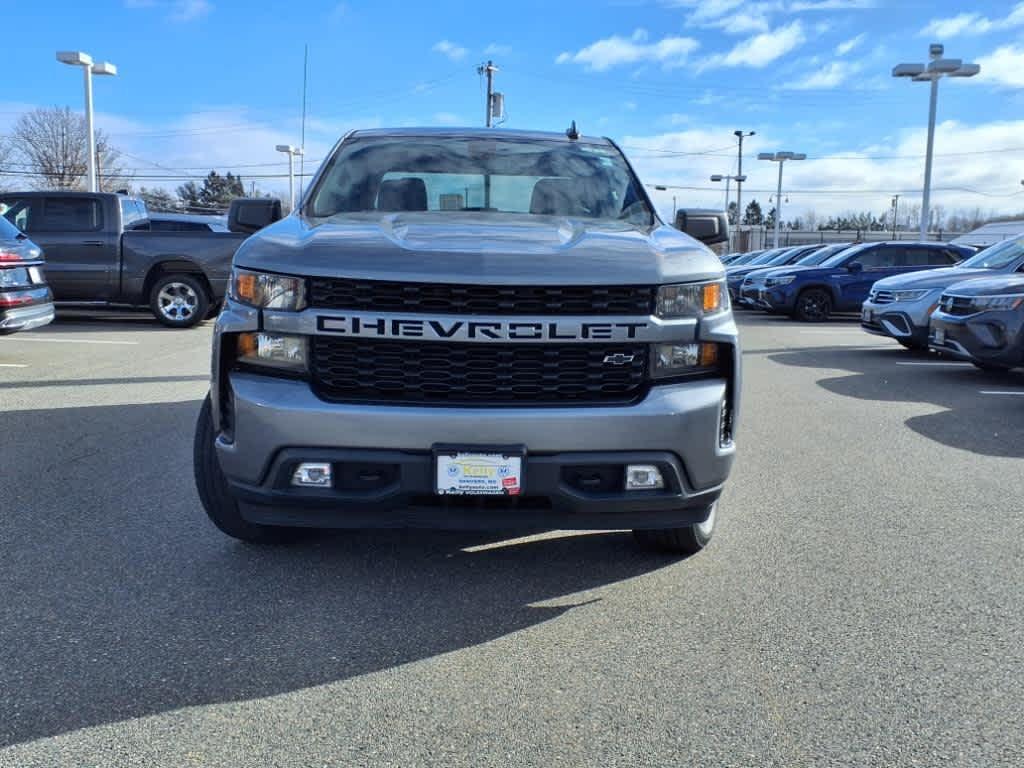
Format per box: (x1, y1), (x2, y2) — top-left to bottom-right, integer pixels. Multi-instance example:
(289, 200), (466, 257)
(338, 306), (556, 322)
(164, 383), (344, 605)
(193, 395), (294, 544)
(972, 360), (1012, 373)
(633, 502), (717, 556)
(150, 273), (209, 328)
(794, 289), (831, 322)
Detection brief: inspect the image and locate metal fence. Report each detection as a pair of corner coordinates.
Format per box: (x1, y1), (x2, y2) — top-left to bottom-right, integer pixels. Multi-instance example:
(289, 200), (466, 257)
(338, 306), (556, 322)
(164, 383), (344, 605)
(731, 227), (961, 252)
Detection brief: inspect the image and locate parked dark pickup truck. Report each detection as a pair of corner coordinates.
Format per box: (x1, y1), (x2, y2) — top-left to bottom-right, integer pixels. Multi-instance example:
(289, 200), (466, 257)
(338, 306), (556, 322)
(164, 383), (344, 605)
(0, 191), (281, 327)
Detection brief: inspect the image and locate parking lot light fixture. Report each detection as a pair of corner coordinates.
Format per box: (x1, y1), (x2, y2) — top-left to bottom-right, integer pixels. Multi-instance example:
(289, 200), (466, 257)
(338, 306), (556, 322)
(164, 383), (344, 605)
(758, 152), (805, 247)
(57, 51), (117, 193)
(893, 43), (980, 240)
(276, 144), (304, 211)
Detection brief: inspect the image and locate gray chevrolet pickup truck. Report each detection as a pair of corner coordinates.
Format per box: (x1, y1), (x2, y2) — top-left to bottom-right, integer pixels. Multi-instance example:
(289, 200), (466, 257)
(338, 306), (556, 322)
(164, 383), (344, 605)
(0, 191), (280, 327)
(193, 127), (739, 554)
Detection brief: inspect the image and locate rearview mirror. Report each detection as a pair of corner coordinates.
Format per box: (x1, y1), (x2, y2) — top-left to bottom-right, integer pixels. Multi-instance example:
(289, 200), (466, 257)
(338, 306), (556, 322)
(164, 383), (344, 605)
(847, 261), (863, 273)
(228, 198), (283, 234)
(674, 209), (729, 246)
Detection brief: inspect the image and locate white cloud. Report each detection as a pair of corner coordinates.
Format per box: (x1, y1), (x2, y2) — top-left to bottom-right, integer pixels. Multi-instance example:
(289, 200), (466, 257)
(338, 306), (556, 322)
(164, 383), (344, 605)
(484, 43), (512, 56)
(789, 0), (875, 10)
(432, 112), (462, 126)
(555, 29), (700, 71)
(432, 40), (468, 61)
(976, 45), (1024, 88)
(699, 21), (805, 70)
(786, 60), (860, 89)
(920, 3), (1024, 38)
(835, 33), (865, 56)
(169, 0), (212, 21)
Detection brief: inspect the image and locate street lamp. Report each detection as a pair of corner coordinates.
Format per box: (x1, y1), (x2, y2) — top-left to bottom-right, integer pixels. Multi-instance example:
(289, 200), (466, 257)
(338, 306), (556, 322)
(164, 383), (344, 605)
(710, 173), (747, 217)
(758, 151), (805, 248)
(893, 43), (980, 240)
(275, 145), (304, 210)
(57, 51), (118, 193)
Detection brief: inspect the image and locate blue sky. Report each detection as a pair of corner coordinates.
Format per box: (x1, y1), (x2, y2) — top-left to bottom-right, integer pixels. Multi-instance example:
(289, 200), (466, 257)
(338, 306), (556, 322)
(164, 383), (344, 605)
(4, 0), (1024, 223)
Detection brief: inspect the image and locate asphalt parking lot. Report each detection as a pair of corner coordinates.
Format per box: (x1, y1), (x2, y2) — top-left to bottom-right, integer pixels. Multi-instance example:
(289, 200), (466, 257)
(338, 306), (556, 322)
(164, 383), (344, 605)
(2, 310), (1023, 767)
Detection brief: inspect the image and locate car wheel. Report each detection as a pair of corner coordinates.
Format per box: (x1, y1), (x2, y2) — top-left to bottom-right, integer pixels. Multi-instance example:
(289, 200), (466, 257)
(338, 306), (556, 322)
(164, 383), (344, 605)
(632, 502), (717, 556)
(794, 289), (831, 322)
(193, 395), (295, 544)
(972, 360), (1012, 373)
(150, 273), (209, 328)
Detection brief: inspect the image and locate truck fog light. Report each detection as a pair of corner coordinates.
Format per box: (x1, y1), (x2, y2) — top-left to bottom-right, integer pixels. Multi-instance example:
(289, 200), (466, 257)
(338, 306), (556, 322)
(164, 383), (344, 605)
(291, 462), (333, 487)
(652, 342), (719, 378)
(237, 332), (308, 372)
(625, 464), (665, 490)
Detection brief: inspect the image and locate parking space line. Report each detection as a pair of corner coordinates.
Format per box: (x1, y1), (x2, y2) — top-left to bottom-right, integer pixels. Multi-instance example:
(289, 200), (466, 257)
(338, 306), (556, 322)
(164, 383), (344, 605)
(0, 363), (28, 368)
(5, 337), (139, 346)
(980, 390), (1024, 396)
(896, 361), (971, 366)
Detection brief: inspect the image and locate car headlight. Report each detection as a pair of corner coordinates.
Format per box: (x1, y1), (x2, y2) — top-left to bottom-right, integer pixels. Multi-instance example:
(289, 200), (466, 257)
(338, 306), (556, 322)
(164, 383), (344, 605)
(891, 289), (931, 302)
(656, 281), (727, 318)
(972, 293), (1024, 311)
(652, 342), (720, 379)
(765, 274), (796, 287)
(231, 268), (307, 311)
(236, 332), (308, 372)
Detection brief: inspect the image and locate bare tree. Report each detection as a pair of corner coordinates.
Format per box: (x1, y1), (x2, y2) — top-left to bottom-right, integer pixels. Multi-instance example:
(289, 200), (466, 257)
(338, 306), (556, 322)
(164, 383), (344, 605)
(8, 107), (129, 191)
(0, 137), (13, 191)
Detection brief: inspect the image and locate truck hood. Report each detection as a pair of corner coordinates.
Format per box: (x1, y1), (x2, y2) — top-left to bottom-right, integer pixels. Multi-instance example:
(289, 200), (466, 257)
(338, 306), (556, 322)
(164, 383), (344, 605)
(944, 274), (1024, 297)
(872, 267), (996, 290)
(234, 212), (724, 286)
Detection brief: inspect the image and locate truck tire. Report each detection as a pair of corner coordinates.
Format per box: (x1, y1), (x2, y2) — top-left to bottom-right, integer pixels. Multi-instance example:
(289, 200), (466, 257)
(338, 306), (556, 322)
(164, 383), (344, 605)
(794, 288), (832, 322)
(193, 395), (294, 544)
(633, 502), (717, 555)
(972, 360), (1012, 373)
(150, 273), (209, 328)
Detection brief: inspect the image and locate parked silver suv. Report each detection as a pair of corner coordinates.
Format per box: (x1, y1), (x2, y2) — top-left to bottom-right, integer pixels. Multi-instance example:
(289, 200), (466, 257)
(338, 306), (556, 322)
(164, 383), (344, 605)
(193, 128), (740, 554)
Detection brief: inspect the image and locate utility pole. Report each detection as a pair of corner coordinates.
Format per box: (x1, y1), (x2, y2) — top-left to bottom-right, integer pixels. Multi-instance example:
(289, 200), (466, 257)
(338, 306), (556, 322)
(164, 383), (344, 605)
(733, 130), (755, 229)
(478, 60), (497, 127)
(891, 194), (900, 238)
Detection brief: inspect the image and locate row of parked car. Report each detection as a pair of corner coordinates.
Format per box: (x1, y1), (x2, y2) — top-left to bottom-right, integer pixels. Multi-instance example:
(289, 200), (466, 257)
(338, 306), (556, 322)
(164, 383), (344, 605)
(721, 237), (1024, 372)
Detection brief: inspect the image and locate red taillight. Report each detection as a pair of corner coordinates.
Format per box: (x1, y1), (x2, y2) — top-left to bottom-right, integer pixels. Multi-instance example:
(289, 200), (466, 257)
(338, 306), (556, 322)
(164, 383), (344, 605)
(0, 294), (33, 307)
(0, 252), (24, 263)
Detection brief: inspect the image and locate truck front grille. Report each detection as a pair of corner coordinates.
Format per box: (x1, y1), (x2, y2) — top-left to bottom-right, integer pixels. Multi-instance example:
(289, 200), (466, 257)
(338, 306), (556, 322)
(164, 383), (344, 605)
(310, 338), (648, 406)
(308, 277), (654, 316)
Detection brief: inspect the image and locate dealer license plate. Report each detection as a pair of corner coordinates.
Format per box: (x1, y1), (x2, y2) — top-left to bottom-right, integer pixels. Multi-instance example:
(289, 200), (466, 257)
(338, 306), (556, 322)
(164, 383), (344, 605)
(435, 452), (523, 496)
(934, 328), (945, 345)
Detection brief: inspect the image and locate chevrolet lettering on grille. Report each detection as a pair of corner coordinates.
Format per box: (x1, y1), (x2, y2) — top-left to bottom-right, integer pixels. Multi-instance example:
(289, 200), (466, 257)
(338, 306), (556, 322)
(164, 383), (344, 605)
(316, 314), (652, 342)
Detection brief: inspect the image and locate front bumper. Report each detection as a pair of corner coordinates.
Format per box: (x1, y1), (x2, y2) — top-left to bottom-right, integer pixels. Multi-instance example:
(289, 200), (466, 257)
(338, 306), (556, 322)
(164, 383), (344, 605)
(0, 295), (55, 335)
(217, 371), (735, 530)
(860, 297), (936, 344)
(929, 309), (1024, 367)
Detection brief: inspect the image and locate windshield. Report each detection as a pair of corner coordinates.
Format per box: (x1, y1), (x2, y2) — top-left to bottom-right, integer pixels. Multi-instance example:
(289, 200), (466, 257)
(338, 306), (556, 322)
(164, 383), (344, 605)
(307, 135), (653, 224)
(764, 247), (805, 266)
(796, 243), (850, 266)
(820, 241), (873, 267)
(957, 237), (1024, 270)
(744, 248), (787, 266)
(0, 211), (24, 240)
(729, 251), (762, 265)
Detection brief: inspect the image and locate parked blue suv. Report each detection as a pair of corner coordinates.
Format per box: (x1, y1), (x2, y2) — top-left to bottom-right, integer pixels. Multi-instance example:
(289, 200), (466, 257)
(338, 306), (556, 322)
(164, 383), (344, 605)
(758, 241), (973, 321)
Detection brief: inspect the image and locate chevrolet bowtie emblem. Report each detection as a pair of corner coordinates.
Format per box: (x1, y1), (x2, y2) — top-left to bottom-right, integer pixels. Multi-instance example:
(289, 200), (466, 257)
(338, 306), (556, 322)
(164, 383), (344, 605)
(603, 353), (636, 366)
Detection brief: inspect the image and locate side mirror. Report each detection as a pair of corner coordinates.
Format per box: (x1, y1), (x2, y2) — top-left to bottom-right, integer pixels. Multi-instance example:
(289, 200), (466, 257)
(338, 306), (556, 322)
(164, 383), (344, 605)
(674, 208), (729, 246)
(228, 198), (283, 234)
(847, 261), (863, 273)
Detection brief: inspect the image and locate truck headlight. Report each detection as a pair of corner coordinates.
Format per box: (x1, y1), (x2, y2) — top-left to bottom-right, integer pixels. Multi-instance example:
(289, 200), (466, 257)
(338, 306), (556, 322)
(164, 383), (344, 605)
(972, 293), (1024, 311)
(231, 268), (307, 311)
(765, 274), (796, 287)
(652, 342), (719, 378)
(236, 332), (308, 372)
(891, 289), (931, 302)
(656, 280), (727, 318)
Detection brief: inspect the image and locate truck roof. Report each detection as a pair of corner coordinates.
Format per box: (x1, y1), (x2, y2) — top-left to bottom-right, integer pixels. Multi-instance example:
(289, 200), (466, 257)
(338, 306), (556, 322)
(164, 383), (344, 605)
(348, 126), (614, 146)
(0, 190), (142, 201)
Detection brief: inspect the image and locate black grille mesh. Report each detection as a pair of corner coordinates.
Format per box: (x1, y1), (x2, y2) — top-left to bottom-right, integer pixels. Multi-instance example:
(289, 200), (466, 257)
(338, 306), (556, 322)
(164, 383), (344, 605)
(309, 277), (654, 316)
(310, 338), (648, 405)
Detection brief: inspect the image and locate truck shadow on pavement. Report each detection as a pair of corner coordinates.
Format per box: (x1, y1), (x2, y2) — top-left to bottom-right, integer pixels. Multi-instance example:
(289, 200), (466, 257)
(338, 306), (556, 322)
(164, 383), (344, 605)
(1, 399), (682, 748)
(763, 344), (1024, 458)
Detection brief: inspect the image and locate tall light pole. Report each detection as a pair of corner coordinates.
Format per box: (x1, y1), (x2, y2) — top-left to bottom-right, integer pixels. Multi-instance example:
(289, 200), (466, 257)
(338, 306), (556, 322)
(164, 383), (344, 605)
(893, 43), (980, 241)
(478, 60), (498, 127)
(276, 145), (304, 210)
(733, 130), (755, 227)
(710, 173), (747, 217)
(758, 151), (805, 248)
(57, 51), (117, 193)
